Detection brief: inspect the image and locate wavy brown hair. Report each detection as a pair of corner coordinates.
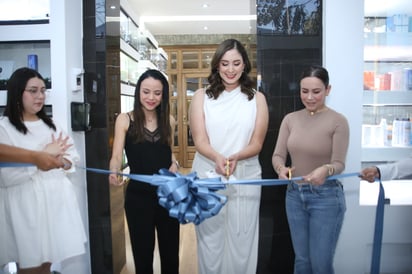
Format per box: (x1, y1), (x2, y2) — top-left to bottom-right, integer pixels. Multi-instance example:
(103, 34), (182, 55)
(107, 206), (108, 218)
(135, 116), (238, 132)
(206, 39), (255, 100)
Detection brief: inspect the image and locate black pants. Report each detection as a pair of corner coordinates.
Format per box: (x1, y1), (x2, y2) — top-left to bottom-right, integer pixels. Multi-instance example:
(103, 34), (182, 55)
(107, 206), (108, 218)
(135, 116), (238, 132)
(125, 184), (180, 274)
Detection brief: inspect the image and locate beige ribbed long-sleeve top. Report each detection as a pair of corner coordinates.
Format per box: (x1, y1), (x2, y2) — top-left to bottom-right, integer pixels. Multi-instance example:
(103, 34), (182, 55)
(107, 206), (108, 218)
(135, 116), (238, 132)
(272, 108), (349, 177)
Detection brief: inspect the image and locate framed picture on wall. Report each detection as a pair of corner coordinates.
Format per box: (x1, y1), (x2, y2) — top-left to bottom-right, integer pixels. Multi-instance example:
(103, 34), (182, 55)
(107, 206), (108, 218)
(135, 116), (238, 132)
(257, 0), (321, 36)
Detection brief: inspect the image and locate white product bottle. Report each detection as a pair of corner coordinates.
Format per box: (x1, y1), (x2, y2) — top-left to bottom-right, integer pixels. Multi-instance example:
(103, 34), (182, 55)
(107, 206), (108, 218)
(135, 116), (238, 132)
(392, 118), (400, 146)
(410, 119), (412, 146)
(402, 118), (411, 146)
(379, 118), (388, 146)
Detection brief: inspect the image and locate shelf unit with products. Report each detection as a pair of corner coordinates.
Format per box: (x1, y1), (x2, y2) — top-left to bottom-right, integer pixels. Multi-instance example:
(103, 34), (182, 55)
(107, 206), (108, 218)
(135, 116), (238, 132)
(119, 8), (168, 113)
(362, 15), (412, 162)
(0, 29), (52, 109)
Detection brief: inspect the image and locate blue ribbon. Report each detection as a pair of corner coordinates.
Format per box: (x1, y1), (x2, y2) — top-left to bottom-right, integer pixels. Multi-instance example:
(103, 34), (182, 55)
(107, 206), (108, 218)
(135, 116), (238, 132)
(78, 166), (228, 225)
(0, 161), (385, 274)
(0, 162), (34, 167)
(0, 162), (384, 272)
(232, 172), (360, 186)
(148, 169), (227, 225)
(0, 163), (360, 223)
(371, 179), (385, 274)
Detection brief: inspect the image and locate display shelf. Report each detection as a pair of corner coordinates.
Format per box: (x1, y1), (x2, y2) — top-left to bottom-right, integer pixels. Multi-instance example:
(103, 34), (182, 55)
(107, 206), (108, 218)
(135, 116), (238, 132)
(364, 32), (412, 62)
(119, 2), (168, 118)
(363, 90), (412, 106)
(362, 146), (412, 162)
(362, 15), (412, 164)
(120, 39), (140, 61)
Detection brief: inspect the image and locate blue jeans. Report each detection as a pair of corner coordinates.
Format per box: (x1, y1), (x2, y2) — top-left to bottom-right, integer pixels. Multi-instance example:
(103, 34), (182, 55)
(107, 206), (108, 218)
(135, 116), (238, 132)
(286, 180), (346, 274)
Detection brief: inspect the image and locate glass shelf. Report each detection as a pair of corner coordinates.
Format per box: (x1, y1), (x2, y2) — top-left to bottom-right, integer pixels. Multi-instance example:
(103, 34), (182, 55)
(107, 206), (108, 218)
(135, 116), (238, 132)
(364, 32), (412, 62)
(362, 14), (412, 163)
(0, 41), (51, 90)
(363, 90), (412, 105)
(362, 147), (412, 162)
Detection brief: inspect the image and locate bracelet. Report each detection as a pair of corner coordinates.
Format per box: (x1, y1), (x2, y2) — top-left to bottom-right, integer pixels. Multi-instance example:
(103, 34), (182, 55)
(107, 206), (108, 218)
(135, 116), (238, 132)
(323, 164), (334, 176)
(275, 164), (284, 174)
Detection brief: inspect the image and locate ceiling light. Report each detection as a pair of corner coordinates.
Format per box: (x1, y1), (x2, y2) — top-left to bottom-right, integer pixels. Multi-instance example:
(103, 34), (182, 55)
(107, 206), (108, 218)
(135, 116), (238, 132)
(142, 15), (256, 22)
(202, 3), (209, 8)
(203, 26), (208, 30)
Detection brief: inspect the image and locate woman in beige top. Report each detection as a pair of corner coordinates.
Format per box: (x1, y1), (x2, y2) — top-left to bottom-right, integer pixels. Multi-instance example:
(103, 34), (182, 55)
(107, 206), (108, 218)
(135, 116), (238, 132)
(272, 65), (349, 274)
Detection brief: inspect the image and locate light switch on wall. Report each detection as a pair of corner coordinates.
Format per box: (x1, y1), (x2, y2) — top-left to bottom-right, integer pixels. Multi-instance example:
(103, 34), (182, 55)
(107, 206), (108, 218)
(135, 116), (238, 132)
(72, 68), (84, 92)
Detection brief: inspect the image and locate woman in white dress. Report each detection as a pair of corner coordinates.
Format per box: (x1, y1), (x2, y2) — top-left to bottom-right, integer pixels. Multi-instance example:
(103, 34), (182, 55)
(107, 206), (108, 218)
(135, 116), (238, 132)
(189, 39), (269, 274)
(0, 67), (87, 274)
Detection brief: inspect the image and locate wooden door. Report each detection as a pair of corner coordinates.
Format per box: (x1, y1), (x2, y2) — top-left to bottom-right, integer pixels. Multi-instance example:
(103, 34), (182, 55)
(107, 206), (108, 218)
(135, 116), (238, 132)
(181, 73), (209, 168)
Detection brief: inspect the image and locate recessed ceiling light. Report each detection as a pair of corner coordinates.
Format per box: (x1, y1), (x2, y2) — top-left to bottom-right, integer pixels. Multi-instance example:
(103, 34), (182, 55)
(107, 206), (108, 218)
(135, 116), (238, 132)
(203, 26), (208, 30)
(110, 5), (116, 9)
(142, 15), (256, 22)
(202, 3), (209, 8)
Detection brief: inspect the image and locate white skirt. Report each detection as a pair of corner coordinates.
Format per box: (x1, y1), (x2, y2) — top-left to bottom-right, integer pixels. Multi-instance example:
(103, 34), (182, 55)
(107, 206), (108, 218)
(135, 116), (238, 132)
(192, 154), (262, 274)
(0, 170), (87, 268)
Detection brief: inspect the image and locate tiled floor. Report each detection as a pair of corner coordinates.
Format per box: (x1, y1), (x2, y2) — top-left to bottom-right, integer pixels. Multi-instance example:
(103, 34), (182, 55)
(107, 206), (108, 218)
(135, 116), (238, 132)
(120, 222), (198, 274)
(120, 168), (198, 274)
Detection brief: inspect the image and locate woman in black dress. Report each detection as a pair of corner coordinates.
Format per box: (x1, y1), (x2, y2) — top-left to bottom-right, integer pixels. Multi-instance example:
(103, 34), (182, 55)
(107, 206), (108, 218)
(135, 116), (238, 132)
(109, 69), (180, 274)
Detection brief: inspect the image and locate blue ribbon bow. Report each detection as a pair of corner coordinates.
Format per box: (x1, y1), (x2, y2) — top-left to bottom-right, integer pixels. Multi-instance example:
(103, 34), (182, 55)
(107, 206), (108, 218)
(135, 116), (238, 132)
(150, 169), (227, 225)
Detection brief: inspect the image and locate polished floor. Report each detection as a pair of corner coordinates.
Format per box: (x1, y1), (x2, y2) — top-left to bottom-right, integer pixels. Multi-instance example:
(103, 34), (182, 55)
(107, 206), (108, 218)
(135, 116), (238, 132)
(120, 221), (198, 274)
(120, 168), (199, 274)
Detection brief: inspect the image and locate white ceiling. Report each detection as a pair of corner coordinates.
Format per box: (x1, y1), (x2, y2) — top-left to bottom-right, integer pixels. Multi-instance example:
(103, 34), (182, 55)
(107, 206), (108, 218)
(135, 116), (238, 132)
(124, 0), (257, 35)
(0, 0), (410, 35)
(126, 0), (412, 36)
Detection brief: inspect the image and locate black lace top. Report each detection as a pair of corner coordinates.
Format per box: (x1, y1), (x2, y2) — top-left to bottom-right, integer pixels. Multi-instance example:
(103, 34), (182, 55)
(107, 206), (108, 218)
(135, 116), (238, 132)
(124, 115), (171, 193)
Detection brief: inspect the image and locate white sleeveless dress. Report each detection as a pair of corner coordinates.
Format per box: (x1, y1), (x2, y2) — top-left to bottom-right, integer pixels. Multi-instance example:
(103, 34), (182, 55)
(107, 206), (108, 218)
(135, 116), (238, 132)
(192, 87), (262, 274)
(0, 118), (87, 268)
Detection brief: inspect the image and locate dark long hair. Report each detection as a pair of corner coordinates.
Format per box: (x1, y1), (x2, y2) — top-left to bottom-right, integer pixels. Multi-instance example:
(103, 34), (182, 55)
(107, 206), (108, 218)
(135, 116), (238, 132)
(130, 69), (171, 145)
(300, 65), (330, 88)
(4, 67), (56, 134)
(206, 39), (255, 100)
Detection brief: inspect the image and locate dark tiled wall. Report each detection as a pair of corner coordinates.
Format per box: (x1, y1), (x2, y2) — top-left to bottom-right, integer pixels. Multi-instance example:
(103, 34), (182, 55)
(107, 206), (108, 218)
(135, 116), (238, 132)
(256, 37), (322, 273)
(83, 0), (124, 273)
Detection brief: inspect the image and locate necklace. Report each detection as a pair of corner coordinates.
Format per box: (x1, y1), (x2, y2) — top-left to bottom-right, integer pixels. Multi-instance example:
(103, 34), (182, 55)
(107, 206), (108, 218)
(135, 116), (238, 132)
(146, 116), (156, 123)
(309, 107), (328, 116)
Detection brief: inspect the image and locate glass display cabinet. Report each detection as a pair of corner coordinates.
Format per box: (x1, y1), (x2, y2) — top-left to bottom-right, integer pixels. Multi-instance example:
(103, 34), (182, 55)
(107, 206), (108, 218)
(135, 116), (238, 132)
(362, 15), (412, 162)
(361, 2), (412, 209)
(119, 9), (167, 113)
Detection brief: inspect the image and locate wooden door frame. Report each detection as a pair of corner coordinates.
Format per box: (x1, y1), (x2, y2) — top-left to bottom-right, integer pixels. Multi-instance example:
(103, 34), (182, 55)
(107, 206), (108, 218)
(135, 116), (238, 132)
(179, 72), (209, 168)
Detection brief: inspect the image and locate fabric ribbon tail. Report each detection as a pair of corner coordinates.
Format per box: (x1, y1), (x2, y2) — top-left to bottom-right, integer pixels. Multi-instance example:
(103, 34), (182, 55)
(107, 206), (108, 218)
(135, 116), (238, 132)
(370, 181), (385, 274)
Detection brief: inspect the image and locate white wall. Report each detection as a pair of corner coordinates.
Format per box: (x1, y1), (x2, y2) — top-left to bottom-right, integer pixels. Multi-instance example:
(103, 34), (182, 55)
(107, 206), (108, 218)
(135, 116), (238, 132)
(324, 1), (412, 274)
(0, 1), (90, 272)
(323, 2), (371, 272)
(49, 1), (90, 273)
